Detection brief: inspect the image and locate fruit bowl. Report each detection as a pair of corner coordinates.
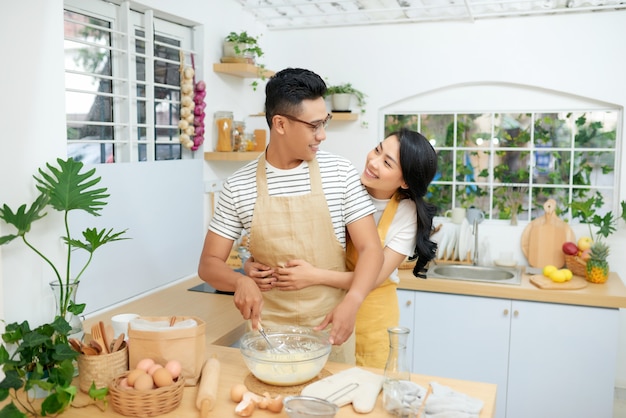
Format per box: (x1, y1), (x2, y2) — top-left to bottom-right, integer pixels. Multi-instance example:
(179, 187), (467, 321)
(239, 325), (331, 386)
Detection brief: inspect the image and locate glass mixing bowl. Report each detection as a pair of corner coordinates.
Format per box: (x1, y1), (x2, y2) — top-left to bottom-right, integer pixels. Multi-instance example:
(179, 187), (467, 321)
(239, 325), (331, 386)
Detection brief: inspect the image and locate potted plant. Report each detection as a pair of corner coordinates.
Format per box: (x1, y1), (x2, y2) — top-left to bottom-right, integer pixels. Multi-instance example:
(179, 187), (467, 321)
(325, 82), (367, 114)
(0, 157), (128, 416)
(222, 31), (264, 64)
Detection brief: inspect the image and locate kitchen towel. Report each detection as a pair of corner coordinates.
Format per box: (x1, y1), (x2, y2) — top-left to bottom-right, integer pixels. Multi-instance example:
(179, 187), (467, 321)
(424, 381), (483, 418)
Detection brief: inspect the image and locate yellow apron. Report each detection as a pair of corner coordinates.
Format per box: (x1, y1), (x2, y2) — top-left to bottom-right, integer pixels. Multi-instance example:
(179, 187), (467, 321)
(347, 192), (401, 369)
(249, 154), (355, 364)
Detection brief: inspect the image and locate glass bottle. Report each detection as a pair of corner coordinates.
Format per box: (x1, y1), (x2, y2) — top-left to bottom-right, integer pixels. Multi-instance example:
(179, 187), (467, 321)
(214, 111), (233, 151)
(383, 326), (414, 416)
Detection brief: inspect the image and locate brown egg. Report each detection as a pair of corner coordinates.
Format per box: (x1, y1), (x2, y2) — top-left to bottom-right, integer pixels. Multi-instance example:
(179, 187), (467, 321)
(230, 383), (248, 402)
(127, 369), (147, 387)
(164, 360), (182, 379)
(135, 358), (155, 372)
(152, 367), (174, 388)
(148, 363), (163, 375)
(133, 373), (154, 390)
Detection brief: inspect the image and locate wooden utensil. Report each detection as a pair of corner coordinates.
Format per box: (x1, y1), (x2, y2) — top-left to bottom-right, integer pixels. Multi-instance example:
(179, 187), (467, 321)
(529, 274), (588, 290)
(69, 338), (83, 353)
(91, 323), (108, 355)
(99, 321), (111, 354)
(112, 333), (125, 352)
(81, 345), (99, 356)
(521, 199), (575, 268)
(89, 339), (103, 355)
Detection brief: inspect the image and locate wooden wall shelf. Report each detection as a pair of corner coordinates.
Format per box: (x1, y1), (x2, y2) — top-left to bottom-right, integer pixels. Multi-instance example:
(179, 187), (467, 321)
(331, 112), (358, 121)
(204, 151), (262, 161)
(213, 63), (275, 78)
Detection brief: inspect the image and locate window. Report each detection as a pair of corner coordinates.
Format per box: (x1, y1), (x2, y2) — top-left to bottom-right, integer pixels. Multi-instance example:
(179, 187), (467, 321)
(64, 0), (198, 163)
(385, 109), (620, 221)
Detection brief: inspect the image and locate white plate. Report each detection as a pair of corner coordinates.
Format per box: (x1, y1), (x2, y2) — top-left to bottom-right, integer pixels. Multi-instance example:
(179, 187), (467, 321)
(437, 225), (450, 259)
(458, 219), (469, 262)
(446, 224), (458, 260)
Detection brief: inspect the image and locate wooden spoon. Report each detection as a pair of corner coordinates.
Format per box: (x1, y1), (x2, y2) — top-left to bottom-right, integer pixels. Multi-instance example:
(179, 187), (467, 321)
(99, 321), (111, 354)
(89, 339), (103, 355)
(81, 345), (99, 356)
(69, 338), (83, 353)
(112, 333), (125, 352)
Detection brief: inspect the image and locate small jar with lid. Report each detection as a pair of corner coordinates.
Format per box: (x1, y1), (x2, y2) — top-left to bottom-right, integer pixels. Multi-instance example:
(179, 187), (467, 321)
(214, 111), (233, 151)
(232, 121), (245, 152)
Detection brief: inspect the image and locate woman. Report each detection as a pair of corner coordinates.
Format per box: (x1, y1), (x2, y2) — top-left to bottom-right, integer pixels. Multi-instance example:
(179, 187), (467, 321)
(245, 128), (438, 368)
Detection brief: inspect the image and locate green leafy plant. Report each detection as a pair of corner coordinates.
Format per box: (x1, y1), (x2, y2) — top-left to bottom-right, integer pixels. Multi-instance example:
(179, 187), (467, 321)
(0, 158), (129, 321)
(0, 158), (125, 416)
(224, 31), (264, 59)
(570, 193), (626, 241)
(325, 82), (367, 110)
(0, 317), (77, 417)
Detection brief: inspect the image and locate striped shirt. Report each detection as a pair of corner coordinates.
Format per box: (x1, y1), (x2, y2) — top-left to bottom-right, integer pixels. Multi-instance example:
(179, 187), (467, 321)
(208, 151), (376, 247)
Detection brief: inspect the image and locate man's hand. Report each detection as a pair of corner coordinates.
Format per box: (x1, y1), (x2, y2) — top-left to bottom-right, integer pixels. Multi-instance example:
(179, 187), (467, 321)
(233, 275), (265, 330)
(243, 257), (276, 291)
(314, 293), (361, 345)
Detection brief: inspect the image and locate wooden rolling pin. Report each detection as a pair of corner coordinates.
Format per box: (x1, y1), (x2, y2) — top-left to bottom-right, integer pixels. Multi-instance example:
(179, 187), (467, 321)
(196, 357), (220, 417)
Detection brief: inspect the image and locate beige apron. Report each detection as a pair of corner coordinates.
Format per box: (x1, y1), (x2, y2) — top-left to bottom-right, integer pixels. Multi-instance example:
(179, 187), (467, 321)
(249, 154), (355, 364)
(347, 192), (401, 368)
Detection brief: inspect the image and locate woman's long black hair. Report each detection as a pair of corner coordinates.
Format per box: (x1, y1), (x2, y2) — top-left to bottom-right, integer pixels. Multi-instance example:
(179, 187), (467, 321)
(393, 128), (439, 278)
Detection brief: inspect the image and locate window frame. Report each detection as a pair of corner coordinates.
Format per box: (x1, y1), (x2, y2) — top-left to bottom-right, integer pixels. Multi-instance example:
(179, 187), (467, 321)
(64, 0), (199, 163)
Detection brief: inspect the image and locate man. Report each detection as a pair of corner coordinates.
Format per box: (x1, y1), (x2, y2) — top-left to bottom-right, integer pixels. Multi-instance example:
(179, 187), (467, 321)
(197, 68), (382, 363)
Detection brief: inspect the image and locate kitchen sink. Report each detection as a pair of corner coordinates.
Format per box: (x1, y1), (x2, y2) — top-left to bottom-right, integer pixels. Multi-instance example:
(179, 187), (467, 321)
(427, 264), (523, 285)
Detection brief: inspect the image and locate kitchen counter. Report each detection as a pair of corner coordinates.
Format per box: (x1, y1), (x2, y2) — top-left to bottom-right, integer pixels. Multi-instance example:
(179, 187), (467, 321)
(398, 269), (626, 308)
(74, 277), (496, 417)
(63, 344), (497, 417)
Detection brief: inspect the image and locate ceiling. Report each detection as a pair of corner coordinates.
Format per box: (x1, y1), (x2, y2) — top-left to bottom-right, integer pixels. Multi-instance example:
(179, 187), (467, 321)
(234, 0), (626, 30)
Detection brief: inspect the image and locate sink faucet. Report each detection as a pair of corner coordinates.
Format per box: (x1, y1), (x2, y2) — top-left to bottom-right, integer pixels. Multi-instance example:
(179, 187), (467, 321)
(472, 218), (479, 265)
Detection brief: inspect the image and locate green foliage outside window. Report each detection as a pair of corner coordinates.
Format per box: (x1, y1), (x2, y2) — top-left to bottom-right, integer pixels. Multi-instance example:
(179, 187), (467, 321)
(384, 111), (619, 221)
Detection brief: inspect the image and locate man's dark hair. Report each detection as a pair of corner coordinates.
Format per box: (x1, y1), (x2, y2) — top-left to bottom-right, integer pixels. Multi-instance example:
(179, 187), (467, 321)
(264, 68), (327, 128)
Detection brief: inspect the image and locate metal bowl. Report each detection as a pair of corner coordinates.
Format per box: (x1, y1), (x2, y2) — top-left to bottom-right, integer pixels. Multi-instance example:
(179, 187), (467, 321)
(239, 325), (331, 386)
(283, 396), (339, 418)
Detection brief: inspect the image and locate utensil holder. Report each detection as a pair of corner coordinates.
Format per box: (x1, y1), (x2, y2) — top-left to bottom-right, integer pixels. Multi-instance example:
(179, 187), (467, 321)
(77, 344), (128, 392)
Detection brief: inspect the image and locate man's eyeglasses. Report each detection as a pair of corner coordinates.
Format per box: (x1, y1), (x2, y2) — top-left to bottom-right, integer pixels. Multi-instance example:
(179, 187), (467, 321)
(279, 113), (333, 134)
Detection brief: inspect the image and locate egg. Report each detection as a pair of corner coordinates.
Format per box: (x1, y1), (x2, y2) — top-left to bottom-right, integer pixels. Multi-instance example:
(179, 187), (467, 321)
(230, 383), (248, 402)
(127, 369), (147, 387)
(133, 373), (154, 390)
(118, 377), (131, 389)
(164, 360), (182, 379)
(135, 358), (155, 372)
(152, 367), (174, 388)
(148, 363), (163, 375)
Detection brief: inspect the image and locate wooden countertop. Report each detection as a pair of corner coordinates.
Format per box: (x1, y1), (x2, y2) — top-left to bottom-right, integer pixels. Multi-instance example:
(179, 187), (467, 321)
(74, 277), (496, 417)
(65, 344), (496, 417)
(398, 270), (626, 309)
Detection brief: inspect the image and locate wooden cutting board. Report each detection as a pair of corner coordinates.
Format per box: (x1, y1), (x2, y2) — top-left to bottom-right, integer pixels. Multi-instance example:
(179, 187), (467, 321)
(521, 199), (575, 268)
(530, 274), (588, 290)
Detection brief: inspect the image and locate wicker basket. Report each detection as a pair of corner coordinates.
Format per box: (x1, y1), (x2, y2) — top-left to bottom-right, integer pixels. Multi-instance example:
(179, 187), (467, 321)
(564, 254), (587, 278)
(109, 372), (185, 417)
(77, 345), (128, 393)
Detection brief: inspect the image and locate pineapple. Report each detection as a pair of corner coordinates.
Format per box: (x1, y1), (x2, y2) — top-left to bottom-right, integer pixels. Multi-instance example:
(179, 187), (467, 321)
(586, 241), (610, 284)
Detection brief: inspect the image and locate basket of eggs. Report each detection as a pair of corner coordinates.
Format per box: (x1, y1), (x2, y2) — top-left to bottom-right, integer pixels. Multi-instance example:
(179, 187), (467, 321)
(109, 358), (184, 417)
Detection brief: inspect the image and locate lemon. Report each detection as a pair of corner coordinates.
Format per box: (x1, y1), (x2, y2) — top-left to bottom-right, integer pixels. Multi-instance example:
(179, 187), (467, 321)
(543, 265), (558, 277)
(550, 269), (568, 283)
(562, 269), (573, 281)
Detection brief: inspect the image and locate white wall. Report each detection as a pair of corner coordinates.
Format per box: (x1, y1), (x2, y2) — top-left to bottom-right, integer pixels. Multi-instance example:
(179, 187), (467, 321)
(1, 0), (625, 387)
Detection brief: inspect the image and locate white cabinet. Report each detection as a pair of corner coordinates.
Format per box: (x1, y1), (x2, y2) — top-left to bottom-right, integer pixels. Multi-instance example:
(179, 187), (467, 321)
(397, 289), (416, 370)
(398, 290), (619, 418)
